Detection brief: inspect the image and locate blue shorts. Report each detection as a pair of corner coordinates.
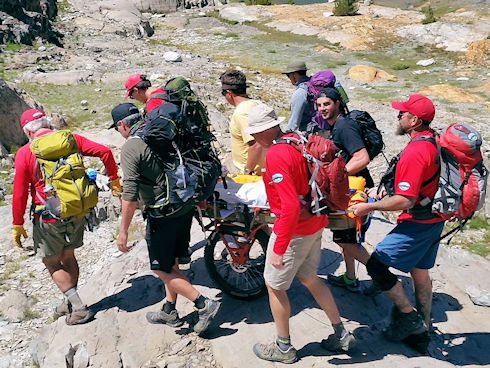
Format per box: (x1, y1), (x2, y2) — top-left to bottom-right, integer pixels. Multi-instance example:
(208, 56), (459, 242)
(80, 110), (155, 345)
(373, 220), (445, 273)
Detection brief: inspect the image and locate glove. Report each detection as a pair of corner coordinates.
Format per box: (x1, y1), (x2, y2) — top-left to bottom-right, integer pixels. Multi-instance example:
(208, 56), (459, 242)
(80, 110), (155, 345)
(12, 225), (28, 248)
(110, 178), (123, 197)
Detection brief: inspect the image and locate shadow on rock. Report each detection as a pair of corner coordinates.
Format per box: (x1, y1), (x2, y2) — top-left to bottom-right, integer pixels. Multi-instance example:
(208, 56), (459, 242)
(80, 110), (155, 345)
(89, 275), (164, 315)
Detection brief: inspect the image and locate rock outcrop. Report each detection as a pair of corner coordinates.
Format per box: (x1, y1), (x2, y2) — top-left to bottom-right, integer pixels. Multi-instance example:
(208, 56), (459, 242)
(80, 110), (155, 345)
(0, 0), (62, 46)
(0, 78), (67, 150)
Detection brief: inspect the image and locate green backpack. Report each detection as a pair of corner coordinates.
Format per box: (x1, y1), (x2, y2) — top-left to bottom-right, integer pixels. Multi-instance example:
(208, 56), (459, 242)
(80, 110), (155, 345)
(30, 130), (98, 219)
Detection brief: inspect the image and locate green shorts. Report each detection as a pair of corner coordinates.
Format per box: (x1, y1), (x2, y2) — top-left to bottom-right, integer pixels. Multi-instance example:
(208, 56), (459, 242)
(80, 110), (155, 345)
(33, 217), (85, 259)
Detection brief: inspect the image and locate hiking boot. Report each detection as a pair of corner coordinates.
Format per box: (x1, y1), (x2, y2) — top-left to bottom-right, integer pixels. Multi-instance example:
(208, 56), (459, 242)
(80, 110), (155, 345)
(65, 306), (93, 326)
(362, 280), (382, 296)
(403, 330), (430, 354)
(193, 299), (221, 334)
(321, 332), (356, 352)
(327, 273), (360, 293)
(253, 341), (298, 364)
(383, 310), (427, 342)
(54, 300), (71, 317)
(146, 309), (184, 327)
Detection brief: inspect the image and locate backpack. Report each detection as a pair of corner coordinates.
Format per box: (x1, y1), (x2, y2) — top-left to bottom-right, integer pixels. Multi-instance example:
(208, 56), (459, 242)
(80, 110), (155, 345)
(142, 77), (222, 213)
(346, 110), (384, 160)
(30, 130), (98, 219)
(308, 110), (384, 160)
(379, 123), (488, 225)
(275, 133), (350, 215)
(307, 70), (350, 107)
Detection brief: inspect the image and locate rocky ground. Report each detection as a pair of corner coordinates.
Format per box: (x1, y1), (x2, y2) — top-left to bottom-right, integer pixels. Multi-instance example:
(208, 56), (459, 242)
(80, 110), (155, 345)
(0, 1), (489, 367)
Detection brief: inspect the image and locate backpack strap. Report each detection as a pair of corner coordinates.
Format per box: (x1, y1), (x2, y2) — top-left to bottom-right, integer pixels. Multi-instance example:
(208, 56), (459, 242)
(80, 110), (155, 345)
(147, 92), (167, 102)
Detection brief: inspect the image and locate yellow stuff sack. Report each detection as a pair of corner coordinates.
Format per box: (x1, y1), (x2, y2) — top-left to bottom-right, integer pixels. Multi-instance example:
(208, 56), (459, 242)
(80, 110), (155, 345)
(30, 130), (98, 219)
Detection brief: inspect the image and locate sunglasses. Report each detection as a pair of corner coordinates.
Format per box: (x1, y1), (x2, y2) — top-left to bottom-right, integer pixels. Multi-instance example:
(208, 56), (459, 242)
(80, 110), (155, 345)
(221, 89), (228, 96)
(397, 111), (407, 120)
(129, 87), (137, 99)
(113, 121), (120, 131)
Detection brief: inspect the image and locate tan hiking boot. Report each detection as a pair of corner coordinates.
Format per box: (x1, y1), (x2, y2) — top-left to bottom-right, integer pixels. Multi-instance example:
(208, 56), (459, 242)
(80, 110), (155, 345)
(54, 300), (71, 317)
(65, 306), (93, 326)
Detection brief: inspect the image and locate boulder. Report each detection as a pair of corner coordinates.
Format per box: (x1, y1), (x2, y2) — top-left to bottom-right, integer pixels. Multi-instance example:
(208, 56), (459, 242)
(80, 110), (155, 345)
(0, 78), (30, 149)
(163, 51), (182, 62)
(347, 65), (397, 82)
(418, 84), (484, 103)
(132, 0), (179, 12)
(0, 290), (31, 322)
(0, 0), (62, 45)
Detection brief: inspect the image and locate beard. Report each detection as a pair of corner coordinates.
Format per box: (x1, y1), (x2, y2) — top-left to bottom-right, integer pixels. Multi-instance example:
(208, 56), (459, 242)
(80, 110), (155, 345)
(395, 123), (406, 136)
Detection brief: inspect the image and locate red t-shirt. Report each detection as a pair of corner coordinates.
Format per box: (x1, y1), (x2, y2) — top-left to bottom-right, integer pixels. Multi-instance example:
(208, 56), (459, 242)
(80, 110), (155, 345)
(12, 130), (119, 225)
(395, 130), (443, 223)
(145, 88), (166, 114)
(264, 134), (328, 254)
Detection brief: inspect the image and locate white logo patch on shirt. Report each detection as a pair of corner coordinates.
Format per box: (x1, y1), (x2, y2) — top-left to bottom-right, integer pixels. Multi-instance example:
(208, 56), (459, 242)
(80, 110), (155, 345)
(468, 132), (478, 141)
(272, 173), (284, 183)
(398, 182), (410, 191)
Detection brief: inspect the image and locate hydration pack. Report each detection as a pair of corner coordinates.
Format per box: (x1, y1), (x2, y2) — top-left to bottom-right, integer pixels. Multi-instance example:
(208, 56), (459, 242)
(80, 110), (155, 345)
(274, 133), (350, 215)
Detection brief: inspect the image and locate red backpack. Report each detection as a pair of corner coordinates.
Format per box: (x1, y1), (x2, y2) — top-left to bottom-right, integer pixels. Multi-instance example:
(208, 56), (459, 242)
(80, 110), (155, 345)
(432, 123), (488, 221)
(274, 133), (350, 215)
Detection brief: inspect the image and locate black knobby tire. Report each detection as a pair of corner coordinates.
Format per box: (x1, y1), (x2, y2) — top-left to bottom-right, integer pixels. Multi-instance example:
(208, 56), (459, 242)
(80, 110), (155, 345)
(204, 229), (269, 300)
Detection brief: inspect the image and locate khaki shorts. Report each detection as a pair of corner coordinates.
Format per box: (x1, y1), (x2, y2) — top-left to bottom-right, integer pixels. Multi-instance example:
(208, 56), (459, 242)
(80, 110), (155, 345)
(33, 217), (85, 259)
(264, 229), (323, 290)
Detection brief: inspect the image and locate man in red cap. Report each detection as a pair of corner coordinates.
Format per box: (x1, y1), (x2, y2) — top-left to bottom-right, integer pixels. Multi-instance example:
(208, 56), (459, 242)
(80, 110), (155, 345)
(12, 108), (121, 325)
(124, 73), (166, 115)
(351, 94), (444, 351)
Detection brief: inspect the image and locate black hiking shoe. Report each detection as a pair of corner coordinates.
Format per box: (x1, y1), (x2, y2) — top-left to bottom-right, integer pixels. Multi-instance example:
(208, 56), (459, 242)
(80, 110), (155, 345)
(383, 309), (427, 342)
(327, 273), (360, 293)
(403, 331), (430, 354)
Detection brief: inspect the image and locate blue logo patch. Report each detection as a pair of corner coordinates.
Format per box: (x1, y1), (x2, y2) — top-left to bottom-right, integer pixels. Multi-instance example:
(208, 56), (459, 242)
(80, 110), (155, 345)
(468, 132), (478, 141)
(272, 173), (284, 183)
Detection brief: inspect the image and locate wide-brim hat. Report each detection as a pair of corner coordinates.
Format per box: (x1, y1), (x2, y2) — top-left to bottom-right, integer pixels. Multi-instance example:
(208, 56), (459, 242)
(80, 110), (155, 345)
(244, 103), (285, 135)
(282, 61), (308, 74)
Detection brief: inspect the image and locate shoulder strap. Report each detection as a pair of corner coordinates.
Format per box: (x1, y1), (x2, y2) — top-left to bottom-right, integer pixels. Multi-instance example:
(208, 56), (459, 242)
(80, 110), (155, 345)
(410, 134), (441, 188)
(147, 92), (167, 102)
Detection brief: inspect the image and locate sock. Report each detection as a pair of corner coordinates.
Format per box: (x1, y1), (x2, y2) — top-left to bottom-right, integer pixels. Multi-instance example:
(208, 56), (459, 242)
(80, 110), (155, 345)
(162, 300), (176, 313)
(333, 322), (348, 339)
(63, 286), (84, 310)
(194, 294), (206, 310)
(276, 336), (291, 352)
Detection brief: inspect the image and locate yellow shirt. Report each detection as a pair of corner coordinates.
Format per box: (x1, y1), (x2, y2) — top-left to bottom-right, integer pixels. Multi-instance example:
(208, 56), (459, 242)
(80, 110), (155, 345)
(229, 99), (264, 173)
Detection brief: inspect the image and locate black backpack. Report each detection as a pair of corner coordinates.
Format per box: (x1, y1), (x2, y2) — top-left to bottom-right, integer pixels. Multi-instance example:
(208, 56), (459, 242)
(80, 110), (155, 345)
(142, 77), (221, 212)
(346, 110), (384, 160)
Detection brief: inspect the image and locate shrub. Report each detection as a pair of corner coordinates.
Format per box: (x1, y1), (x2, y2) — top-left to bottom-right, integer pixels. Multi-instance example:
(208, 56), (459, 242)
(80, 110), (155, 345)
(392, 63), (410, 70)
(421, 6), (437, 24)
(333, 0), (359, 16)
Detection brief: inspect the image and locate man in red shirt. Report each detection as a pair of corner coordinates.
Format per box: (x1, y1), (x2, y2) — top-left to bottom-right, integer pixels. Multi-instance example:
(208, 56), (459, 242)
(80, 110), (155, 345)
(352, 95), (444, 349)
(246, 103), (356, 364)
(12, 109), (120, 325)
(124, 73), (166, 115)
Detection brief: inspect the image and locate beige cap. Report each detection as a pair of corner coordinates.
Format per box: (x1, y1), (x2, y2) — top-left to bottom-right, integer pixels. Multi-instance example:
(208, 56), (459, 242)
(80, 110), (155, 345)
(244, 103), (285, 135)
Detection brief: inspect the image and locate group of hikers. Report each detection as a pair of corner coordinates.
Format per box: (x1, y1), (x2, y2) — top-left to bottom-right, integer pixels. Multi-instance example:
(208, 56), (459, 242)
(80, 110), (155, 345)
(10, 59), (483, 364)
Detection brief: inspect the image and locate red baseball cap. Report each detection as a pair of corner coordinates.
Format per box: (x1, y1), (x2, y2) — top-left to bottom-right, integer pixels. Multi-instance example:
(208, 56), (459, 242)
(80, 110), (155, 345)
(124, 73), (144, 99)
(20, 109), (45, 127)
(391, 94), (435, 122)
